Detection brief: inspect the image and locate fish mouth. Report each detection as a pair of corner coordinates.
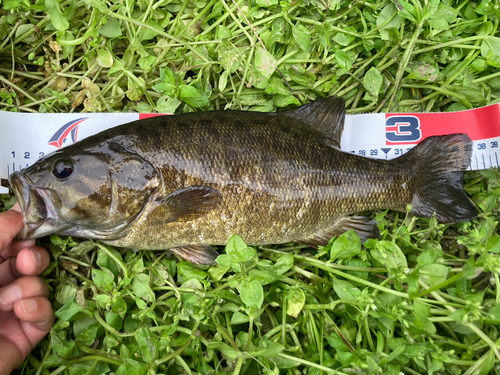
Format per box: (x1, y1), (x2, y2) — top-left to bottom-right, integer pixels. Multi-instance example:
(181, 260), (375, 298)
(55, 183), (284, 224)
(8, 172), (65, 239)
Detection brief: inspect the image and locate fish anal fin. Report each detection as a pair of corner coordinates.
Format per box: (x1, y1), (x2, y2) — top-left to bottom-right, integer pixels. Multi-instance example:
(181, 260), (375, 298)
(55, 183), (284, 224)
(151, 185), (222, 225)
(278, 96), (346, 148)
(170, 245), (219, 265)
(301, 216), (380, 246)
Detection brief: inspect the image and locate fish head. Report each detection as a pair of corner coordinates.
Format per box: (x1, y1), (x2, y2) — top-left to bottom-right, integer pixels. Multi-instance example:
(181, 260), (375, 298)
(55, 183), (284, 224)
(9, 140), (160, 240)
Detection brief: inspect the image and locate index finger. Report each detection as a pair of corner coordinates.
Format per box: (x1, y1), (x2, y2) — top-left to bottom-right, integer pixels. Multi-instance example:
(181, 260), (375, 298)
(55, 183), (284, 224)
(0, 209), (25, 253)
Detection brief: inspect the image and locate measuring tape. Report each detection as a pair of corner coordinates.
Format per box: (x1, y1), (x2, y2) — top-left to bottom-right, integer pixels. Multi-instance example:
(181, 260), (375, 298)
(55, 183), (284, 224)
(1, 104), (499, 195)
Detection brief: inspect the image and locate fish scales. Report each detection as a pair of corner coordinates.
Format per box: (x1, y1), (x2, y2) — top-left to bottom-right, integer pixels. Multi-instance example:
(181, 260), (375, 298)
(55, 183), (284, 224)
(99, 111), (403, 249)
(9, 97), (477, 264)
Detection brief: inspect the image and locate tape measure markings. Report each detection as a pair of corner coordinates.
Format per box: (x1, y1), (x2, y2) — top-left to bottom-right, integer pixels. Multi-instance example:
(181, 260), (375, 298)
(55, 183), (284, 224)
(1, 105), (499, 195)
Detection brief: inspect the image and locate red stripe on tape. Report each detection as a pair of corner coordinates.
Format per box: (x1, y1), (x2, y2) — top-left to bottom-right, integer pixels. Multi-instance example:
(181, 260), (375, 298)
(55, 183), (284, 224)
(385, 104), (500, 145)
(139, 113), (171, 119)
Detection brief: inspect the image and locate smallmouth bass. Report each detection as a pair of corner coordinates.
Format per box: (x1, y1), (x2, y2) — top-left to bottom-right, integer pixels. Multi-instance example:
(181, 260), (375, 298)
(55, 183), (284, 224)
(8, 97), (477, 264)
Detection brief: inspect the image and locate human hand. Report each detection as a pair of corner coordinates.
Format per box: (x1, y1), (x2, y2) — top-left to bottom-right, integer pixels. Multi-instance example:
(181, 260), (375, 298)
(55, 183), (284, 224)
(0, 205), (53, 375)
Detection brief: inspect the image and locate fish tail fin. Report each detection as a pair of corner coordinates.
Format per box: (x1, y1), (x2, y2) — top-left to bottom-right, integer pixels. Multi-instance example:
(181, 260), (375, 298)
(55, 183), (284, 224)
(402, 133), (477, 223)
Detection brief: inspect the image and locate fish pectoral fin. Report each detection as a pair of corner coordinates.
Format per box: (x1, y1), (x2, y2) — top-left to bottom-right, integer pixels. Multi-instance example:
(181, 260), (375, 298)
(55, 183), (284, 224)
(153, 185), (222, 224)
(300, 216), (380, 246)
(277, 96), (346, 148)
(170, 245), (219, 265)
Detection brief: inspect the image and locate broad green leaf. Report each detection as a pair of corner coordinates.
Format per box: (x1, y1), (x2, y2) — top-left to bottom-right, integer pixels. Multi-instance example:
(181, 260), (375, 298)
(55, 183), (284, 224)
(55, 284), (77, 304)
(476, 349), (496, 374)
(486, 235), (500, 253)
(46, 0), (69, 31)
(285, 286), (305, 318)
(51, 334), (76, 359)
(137, 20), (161, 41)
(135, 327), (159, 363)
(292, 24), (311, 51)
(99, 17), (122, 38)
(216, 24), (231, 39)
(428, 19), (449, 30)
(231, 311), (250, 325)
(273, 253), (294, 275)
(265, 77), (292, 96)
(155, 96), (181, 113)
(105, 310), (122, 331)
(218, 70), (229, 92)
(334, 47), (352, 69)
(83, 0), (107, 12)
(273, 94), (300, 107)
(131, 273), (155, 302)
(239, 278), (264, 309)
(371, 241), (407, 270)
(55, 299), (94, 321)
(177, 261), (209, 283)
(288, 66), (315, 86)
(248, 269), (279, 285)
(481, 36), (500, 66)
(449, 309), (466, 322)
(68, 240), (95, 256)
(138, 55), (155, 71)
(475, 1), (498, 15)
(254, 47), (277, 78)
(406, 61), (439, 82)
(208, 264), (230, 281)
(333, 27), (356, 46)
(96, 247), (122, 277)
(463, 257), (478, 279)
(362, 67), (383, 97)
(326, 333), (351, 352)
(413, 300), (431, 321)
(224, 234), (257, 263)
(249, 340), (284, 357)
(218, 42), (241, 72)
(419, 264), (448, 287)
(331, 277), (361, 300)
(376, 4), (402, 40)
(95, 48), (114, 68)
(330, 230), (361, 262)
(429, 4), (458, 22)
(116, 359), (148, 375)
(160, 66), (176, 85)
(91, 269), (114, 292)
(127, 75), (144, 101)
(179, 85), (209, 108)
(485, 305), (500, 325)
(152, 82), (176, 95)
(73, 316), (103, 346)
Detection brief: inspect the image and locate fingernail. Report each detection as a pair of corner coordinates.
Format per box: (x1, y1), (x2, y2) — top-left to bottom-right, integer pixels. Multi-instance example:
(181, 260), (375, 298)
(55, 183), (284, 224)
(31, 249), (42, 268)
(21, 298), (37, 313)
(0, 284), (22, 306)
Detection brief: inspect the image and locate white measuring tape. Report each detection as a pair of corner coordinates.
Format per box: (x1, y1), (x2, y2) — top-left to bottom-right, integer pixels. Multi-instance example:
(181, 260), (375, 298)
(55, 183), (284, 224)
(1, 104), (499, 195)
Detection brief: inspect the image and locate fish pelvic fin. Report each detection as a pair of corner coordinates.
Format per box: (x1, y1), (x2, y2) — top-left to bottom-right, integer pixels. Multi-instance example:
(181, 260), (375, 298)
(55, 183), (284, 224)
(278, 96), (346, 148)
(301, 216), (380, 246)
(170, 245), (219, 265)
(402, 133), (477, 223)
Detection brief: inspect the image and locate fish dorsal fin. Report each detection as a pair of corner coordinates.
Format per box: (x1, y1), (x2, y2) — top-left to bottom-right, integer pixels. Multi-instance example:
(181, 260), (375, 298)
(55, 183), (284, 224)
(278, 96), (346, 148)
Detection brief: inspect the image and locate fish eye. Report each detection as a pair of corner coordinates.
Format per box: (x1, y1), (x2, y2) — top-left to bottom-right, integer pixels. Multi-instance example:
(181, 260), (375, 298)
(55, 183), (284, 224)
(52, 158), (74, 180)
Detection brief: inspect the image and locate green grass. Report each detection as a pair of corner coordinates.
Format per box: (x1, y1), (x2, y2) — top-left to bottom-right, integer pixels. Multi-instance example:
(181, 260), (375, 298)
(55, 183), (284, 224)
(0, 0), (499, 374)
